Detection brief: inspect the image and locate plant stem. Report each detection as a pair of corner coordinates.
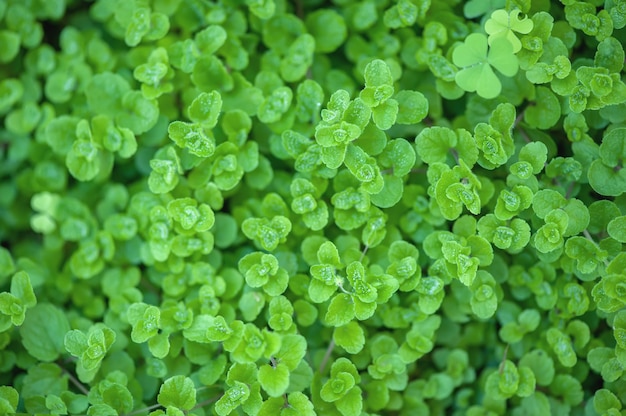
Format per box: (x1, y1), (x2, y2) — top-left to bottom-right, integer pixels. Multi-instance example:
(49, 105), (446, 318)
(124, 403), (163, 416)
(191, 395), (222, 411)
(319, 339), (335, 374)
(498, 344), (510, 374)
(295, 0), (304, 18)
(518, 126), (531, 143)
(359, 245), (369, 262)
(61, 365), (89, 396)
(514, 108), (526, 127)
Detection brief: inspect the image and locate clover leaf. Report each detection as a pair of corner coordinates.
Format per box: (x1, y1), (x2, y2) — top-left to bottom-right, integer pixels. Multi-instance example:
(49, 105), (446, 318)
(485, 9), (534, 53)
(453, 33), (519, 99)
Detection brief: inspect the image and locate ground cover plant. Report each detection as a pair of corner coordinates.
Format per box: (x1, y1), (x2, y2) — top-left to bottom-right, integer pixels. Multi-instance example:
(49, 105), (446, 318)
(1, 0), (626, 414)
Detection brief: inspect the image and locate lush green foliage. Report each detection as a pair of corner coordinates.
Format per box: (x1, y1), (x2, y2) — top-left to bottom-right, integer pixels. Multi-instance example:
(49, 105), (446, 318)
(1, 0), (626, 414)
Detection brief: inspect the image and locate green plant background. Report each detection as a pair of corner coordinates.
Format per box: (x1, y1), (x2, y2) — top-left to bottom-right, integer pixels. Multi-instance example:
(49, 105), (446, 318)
(1, 0), (626, 414)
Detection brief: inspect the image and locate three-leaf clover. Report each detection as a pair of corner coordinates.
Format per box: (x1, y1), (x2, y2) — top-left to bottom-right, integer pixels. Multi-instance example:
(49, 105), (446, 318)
(453, 33), (519, 99)
(485, 9), (534, 53)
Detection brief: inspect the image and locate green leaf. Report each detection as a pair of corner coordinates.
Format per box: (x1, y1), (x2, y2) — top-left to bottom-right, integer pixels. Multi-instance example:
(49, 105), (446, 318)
(550, 374), (583, 406)
(325, 294), (355, 327)
(513, 142), (548, 178)
(335, 386), (363, 416)
(485, 9), (534, 53)
(343, 144), (384, 194)
(64, 324), (115, 382)
(268, 297), (293, 332)
(293, 299), (318, 327)
(85, 73), (130, 117)
(36, 394), (72, 414)
(20, 303), (69, 362)
(321, 372), (355, 403)
(157, 375), (196, 410)
(519, 349), (555, 386)
(595, 37), (625, 73)
(305, 9), (346, 53)
(0, 386), (18, 414)
(470, 271), (498, 319)
(258, 362), (290, 397)
(192, 55), (233, 92)
(534, 210), (568, 253)
(384, 0), (420, 28)
(0, 272), (36, 329)
(378, 138), (417, 178)
(286, 392), (315, 415)
(280, 34), (315, 82)
(474, 124), (513, 170)
(316, 121), (361, 149)
(494, 185), (533, 220)
(116, 91), (159, 135)
(239, 291), (265, 322)
(100, 382), (133, 414)
(416, 127), (477, 166)
(246, 0), (275, 19)
(608, 216), (626, 242)
(290, 178), (329, 231)
(364, 59), (393, 88)
(215, 381), (249, 416)
(517, 366), (536, 397)
(453, 33), (518, 99)
(275, 334), (306, 371)
(63, 329), (88, 358)
(532, 189), (566, 219)
(241, 216), (292, 252)
(0, 30), (20, 63)
(66, 138), (103, 182)
(128, 303), (160, 343)
(9, 270), (36, 307)
(21, 363), (67, 399)
(588, 127), (626, 196)
(195, 25), (227, 54)
(372, 99), (399, 130)
(594, 389), (622, 414)
(395, 90), (428, 124)
(334, 321), (365, 354)
(148, 332), (170, 359)
(361, 212), (387, 248)
(434, 160), (482, 220)
(149, 146), (182, 194)
(564, 236), (607, 274)
(168, 121), (215, 158)
(547, 328), (577, 367)
(258, 87), (293, 124)
(346, 262), (378, 301)
(524, 87), (560, 129)
(188, 91), (222, 128)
